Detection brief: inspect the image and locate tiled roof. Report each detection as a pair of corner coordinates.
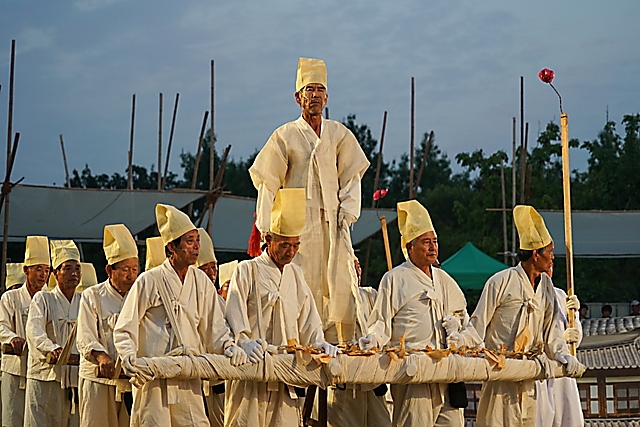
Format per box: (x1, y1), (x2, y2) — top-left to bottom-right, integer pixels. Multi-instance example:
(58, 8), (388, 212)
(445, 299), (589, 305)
(583, 316), (640, 336)
(577, 335), (640, 370)
(585, 419), (640, 427)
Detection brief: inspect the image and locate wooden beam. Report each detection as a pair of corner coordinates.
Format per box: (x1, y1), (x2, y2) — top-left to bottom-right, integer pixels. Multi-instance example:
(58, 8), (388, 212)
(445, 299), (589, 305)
(188, 111), (210, 218)
(157, 93), (163, 191)
(2, 40), (16, 292)
(162, 93), (179, 189)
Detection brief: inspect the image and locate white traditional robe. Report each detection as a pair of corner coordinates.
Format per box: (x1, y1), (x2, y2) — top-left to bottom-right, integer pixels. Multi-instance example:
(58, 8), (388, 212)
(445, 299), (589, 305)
(113, 260), (234, 427)
(249, 116), (370, 327)
(76, 280), (131, 427)
(366, 261), (479, 427)
(202, 293), (228, 427)
(24, 285), (81, 427)
(328, 286), (391, 427)
(470, 264), (570, 427)
(535, 287), (584, 427)
(224, 251), (326, 427)
(0, 285), (31, 427)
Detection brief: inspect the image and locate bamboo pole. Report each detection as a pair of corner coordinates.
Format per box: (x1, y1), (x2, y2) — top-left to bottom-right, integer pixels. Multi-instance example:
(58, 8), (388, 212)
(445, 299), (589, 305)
(0, 133), (19, 292)
(157, 93), (163, 191)
(162, 93), (179, 189)
(511, 117), (517, 265)
(409, 77), (415, 199)
(127, 94), (136, 190)
(188, 111), (210, 218)
(520, 122), (529, 204)
(380, 216), (393, 271)
(210, 60), (215, 192)
(560, 113), (576, 356)
(525, 164), (533, 204)
(59, 135), (71, 187)
(500, 159), (508, 264)
(414, 131), (434, 196)
(2, 40), (16, 292)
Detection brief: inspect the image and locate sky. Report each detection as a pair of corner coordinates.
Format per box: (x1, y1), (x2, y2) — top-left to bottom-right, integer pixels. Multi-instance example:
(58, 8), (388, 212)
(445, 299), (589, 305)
(1, 0), (639, 186)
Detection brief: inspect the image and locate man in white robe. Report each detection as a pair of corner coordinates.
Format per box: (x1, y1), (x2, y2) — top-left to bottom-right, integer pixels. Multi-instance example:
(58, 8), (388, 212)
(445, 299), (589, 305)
(24, 240), (82, 427)
(0, 236), (50, 427)
(535, 266), (584, 427)
(249, 58), (370, 340)
(360, 200), (480, 427)
(225, 188), (340, 427)
(470, 205), (581, 427)
(76, 224), (139, 427)
(114, 204), (248, 427)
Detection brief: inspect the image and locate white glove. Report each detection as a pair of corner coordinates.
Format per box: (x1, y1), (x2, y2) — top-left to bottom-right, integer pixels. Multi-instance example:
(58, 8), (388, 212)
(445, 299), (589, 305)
(446, 332), (462, 349)
(562, 328), (580, 343)
(239, 339), (266, 364)
(358, 333), (380, 351)
(566, 295), (580, 311)
(556, 353), (580, 376)
(319, 342), (341, 358)
(225, 344), (250, 366)
(121, 354), (139, 375)
(442, 315), (461, 336)
(338, 211), (357, 228)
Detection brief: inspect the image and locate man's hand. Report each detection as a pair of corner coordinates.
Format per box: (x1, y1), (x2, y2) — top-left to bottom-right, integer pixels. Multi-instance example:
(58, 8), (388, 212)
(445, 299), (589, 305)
(358, 333), (380, 351)
(48, 347), (63, 364)
(10, 337), (25, 357)
(442, 315), (461, 336)
(121, 354), (139, 376)
(446, 332), (462, 349)
(319, 342), (341, 358)
(556, 353), (581, 376)
(94, 351), (116, 379)
(338, 212), (357, 228)
(566, 295), (580, 311)
(225, 344), (251, 366)
(239, 339), (266, 364)
(562, 328), (580, 344)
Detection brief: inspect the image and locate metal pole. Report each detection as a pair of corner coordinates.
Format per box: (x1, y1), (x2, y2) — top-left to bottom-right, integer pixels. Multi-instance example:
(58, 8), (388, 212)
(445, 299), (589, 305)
(162, 93), (179, 189)
(409, 77), (415, 199)
(157, 93), (163, 191)
(127, 94), (136, 190)
(59, 135), (71, 187)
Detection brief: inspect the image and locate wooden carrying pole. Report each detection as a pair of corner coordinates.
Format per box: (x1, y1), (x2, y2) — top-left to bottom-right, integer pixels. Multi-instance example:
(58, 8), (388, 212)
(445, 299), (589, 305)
(560, 113), (576, 356)
(380, 216), (393, 271)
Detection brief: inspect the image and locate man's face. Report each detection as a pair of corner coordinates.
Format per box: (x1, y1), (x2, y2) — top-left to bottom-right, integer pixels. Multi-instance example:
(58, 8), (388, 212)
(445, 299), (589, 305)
(108, 258), (138, 292)
(295, 83), (327, 116)
(169, 230), (200, 266)
(24, 264), (50, 290)
(407, 231), (438, 268)
(533, 241), (555, 274)
(199, 261), (218, 284)
(219, 281), (229, 300)
(55, 260), (81, 292)
(266, 234), (300, 267)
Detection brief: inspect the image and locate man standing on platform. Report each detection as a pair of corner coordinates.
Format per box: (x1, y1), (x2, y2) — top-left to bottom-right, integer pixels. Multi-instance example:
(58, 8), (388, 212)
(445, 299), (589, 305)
(24, 240), (82, 427)
(470, 205), (580, 427)
(360, 200), (480, 427)
(114, 204), (248, 427)
(225, 188), (339, 427)
(249, 57), (370, 341)
(0, 236), (50, 426)
(76, 224), (139, 427)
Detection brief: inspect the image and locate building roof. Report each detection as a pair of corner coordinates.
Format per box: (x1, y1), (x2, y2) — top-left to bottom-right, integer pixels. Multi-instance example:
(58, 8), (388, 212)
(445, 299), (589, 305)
(577, 333), (640, 371)
(584, 419), (640, 427)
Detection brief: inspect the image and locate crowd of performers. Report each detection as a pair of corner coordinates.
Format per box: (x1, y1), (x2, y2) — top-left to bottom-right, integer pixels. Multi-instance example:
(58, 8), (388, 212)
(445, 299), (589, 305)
(0, 57), (585, 427)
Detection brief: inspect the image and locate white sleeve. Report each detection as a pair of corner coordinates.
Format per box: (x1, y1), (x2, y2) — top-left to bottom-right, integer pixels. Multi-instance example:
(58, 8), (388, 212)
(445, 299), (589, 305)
(26, 293), (59, 356)
(0, 293), (19, 343)
(76, 290), (107, 360)
(256, 183), (275, 234)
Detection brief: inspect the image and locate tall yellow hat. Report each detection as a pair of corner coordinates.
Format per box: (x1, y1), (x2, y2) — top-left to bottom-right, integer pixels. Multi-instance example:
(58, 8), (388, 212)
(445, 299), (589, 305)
(145, 236), (165, 270)
(514, 205), (552, 250)
(397, 200), (436, 259)
(6, 263), (26, 287)
(196, 228), (217, 268)
(270, 188), (306, 237)
(76, 262), (97, 293)
(50, 240), (80, 269)
(156, 204), (196, 245)
(103, 224), (138, 266)
(295, 58), (327, 93)
(24, 236), (50, 267)
(218, 260), (238, 286)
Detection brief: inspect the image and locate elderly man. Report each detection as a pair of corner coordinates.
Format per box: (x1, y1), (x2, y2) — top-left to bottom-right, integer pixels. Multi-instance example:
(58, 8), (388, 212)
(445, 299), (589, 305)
(76, 224), (139, 427)
(225, 188), (340, 427)
(0, 236), (50, 426)
(360, 200), (479, 427)
(114, 204), (248, 427)
(249, 57), (370, 341)
(470, 205), (580, 427)
(195, 228), (218, 287)
(24, 240), (82, 427)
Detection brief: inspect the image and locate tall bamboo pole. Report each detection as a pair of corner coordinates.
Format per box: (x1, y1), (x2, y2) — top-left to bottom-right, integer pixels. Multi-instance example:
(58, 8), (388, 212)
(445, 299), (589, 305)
(188, 111), (210, 218)
(59, 135), (71, 187)
(511, 117), (517, 265)
(409, 77), (415, 199)
(520, 122), (529, 204)
(500, 159), (508, 264)
(162, 93), (179, 189)
(157, 93), (163, 191)
(210, 60), (215, 192)
(127, 94), (136, 190)
(414, 131), (434, 196)
(560, 113), (576, 356)
(2, 40), (16, 291)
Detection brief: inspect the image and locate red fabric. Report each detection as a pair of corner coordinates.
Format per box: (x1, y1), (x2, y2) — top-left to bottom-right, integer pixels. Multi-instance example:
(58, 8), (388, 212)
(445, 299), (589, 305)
(247, 213), (262, 258)
(538, 68), (554, 84)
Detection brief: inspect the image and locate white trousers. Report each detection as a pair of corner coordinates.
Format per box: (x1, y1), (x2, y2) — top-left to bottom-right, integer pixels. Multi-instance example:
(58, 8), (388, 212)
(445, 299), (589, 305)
(23, 378), (79, 427)
(391, 383), (463, 427)
(1, 372), (25, 427)
(79, 378), (130, 427)
(328, 386), (391, 427)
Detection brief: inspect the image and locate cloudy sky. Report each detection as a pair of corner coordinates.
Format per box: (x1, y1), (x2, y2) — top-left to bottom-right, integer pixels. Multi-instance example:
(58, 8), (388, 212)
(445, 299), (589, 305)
(1, 0), (639, 186)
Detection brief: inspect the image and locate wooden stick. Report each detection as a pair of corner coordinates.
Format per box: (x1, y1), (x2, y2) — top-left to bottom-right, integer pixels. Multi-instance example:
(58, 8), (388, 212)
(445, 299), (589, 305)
(511, 117), (517, 266)
(324, 107), (329, 119)
(162, 93), (180, 189)
(414, 131), (434, 196)
(500, 159), (508, 264)
(59, 135), (71, 187)
(2, 40), (16, 292)
(519, 77), (524, 205)
(560, 113), (576, 356)
(525, 164), (533, 204)
(6, 41), (15, 175)
(127, 94), (136, 190)
(157, 93), (163, 191)
(210, 60), (215, 191)
(409, 77), (415, 199)
(520, 122), (529, 204)
(380, 216), (393, 271)
(205, 145), (231, 234)
(188, 111), (210, 218)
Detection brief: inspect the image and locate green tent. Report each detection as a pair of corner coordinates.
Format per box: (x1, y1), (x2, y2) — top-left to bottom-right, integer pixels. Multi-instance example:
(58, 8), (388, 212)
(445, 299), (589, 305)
(441, 242), (509, 292)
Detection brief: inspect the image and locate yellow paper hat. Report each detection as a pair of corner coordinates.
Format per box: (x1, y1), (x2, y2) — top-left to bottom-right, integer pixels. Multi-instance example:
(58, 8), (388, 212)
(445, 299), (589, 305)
(270, 188), (306, 237)
(103, 224), (138, 266)
(514, 205), (553, 250)
(50, 240), (80, 269)
(196, 228), (217, 268)
(295, 58), (327, 93)
(6, 263), (26, 287)
(76, 262), (97, 293)
(156, 204), (196, 245)
(24, 236), (50, 267)
(218, 260), (238, 286)
(145, 237), (165, 270)
(397, 200), (436, 258)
